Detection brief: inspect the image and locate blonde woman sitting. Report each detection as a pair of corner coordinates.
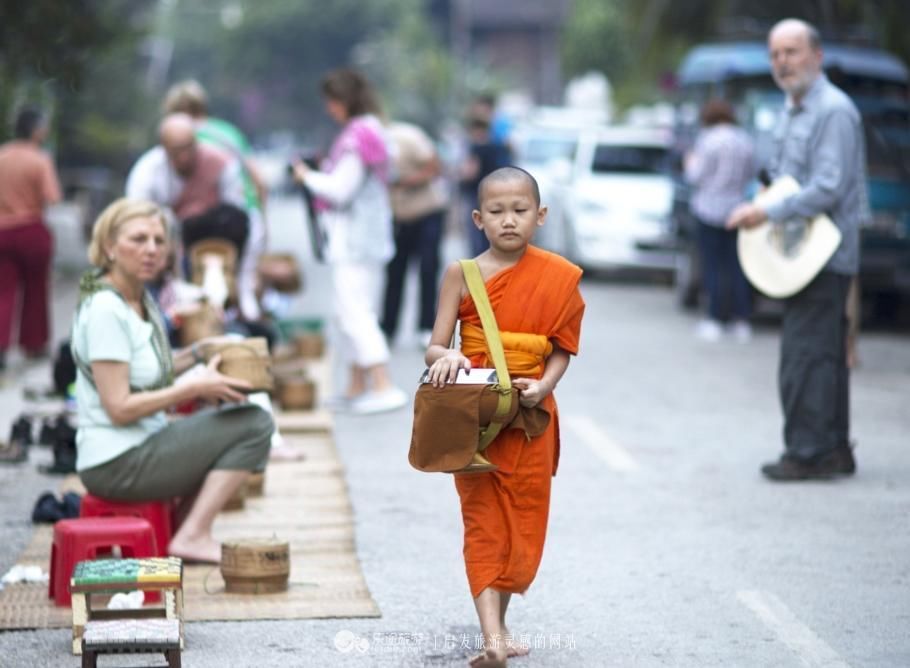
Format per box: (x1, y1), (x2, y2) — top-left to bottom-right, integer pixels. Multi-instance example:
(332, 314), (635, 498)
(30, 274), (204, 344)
(73, 198), (273, 563)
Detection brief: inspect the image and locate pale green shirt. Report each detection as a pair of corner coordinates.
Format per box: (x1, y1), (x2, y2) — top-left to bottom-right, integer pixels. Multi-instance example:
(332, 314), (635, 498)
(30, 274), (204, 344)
(72, 291), (169, 471)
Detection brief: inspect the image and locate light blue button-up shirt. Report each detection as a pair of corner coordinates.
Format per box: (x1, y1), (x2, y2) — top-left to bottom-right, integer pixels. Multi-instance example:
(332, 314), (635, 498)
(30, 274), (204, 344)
(764, 74), (870, 275)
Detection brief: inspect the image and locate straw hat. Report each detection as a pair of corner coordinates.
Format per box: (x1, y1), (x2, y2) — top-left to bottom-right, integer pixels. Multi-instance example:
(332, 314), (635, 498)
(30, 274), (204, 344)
(737, 175), (842, 298)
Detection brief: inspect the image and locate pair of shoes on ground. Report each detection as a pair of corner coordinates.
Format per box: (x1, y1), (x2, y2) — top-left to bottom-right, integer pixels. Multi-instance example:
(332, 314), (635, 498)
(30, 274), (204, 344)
(328, 387), (409, 415)
(0, 415), (34, 464)
(761, 445), (856, 481)
(695, 319), (752, 343)
(31, 491), (82, 523)
(0, 440), (27, 464)
(25, 413), (78, 475)
(38, 414), (76, 447)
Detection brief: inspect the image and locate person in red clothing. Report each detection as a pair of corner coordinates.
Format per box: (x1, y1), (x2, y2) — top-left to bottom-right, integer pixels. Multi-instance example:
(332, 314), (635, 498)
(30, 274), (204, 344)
(0, 107), (62, 372)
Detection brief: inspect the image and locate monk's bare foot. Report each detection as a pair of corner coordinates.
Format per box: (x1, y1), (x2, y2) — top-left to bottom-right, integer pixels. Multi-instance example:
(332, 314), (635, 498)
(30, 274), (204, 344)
(505, 639), (529, 658)
(503, 629), (529, 658)
(469, 649), (507, 667)
(168, 535), (221, 563)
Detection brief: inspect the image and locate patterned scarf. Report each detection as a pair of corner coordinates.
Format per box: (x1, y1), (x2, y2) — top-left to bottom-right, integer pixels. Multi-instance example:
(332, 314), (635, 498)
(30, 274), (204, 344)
(73, 269), (175, 390)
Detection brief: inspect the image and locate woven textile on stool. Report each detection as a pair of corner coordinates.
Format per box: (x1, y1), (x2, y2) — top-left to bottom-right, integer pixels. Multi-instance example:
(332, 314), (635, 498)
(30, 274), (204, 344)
(48, 517), (157, 606)
(81, 618), (181, 668)
(80, 494), (173, 558)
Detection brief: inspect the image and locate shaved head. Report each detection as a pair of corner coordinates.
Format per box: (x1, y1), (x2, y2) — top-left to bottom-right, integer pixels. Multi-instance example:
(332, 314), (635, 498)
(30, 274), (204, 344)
(159, 113), (198, 177)
(478, 166), (541, 208)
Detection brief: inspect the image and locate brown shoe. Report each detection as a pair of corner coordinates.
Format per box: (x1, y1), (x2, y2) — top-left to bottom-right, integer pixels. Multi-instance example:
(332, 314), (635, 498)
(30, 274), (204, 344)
(761, 446), (856, 481)
(817, 445), (856, 475)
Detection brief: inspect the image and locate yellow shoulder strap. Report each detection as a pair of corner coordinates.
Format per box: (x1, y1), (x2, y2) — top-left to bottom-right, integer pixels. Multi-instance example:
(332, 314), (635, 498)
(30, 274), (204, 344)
(459, 259), (513, 450)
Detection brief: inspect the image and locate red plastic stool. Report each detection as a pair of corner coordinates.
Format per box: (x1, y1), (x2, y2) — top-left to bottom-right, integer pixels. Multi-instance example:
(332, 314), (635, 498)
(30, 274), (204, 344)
(80, 495), (173, 558)
(48, 517), (158, 607)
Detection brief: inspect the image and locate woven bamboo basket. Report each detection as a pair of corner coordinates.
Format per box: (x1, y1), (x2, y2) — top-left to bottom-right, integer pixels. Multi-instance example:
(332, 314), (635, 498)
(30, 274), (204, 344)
(275, 374), (317, 411)
(221, 539), (290, 594)
(257, 253), (301, 293)
(207, 337), (273, 392)
(179, 303), (224, 347)
(293, 332), (325, 359)
(271, 356), (307, 378)
(270, 342), (299, 364)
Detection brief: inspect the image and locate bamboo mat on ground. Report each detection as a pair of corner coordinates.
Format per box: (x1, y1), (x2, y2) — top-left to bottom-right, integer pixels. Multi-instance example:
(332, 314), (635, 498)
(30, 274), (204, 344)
(0, 426), (381, 630)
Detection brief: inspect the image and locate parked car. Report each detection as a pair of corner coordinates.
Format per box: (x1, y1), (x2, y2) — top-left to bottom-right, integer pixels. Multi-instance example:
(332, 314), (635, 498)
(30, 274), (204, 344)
(549, 125), (677, 273)
(671, 41), (910, 308)
(511, 107), (600, 252)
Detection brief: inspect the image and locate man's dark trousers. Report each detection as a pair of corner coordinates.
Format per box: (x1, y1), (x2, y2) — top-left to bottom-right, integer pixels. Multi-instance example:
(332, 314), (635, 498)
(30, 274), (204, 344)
(779, 271), (851, 461)
(381, 210), (444, 338)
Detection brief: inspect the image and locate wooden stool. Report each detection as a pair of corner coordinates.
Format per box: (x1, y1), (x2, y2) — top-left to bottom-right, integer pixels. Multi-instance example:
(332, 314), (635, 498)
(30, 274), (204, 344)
(70, 557), (184, 655)
(81, 618), (181, 667)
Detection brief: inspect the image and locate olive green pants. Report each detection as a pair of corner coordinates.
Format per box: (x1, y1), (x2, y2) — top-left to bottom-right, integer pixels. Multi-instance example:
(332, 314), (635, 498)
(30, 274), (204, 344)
(80, 404), (273, 501)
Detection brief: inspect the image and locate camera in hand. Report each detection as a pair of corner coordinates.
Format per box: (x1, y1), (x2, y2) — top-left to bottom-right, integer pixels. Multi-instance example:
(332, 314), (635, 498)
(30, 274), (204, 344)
(286, 154), (320, 176)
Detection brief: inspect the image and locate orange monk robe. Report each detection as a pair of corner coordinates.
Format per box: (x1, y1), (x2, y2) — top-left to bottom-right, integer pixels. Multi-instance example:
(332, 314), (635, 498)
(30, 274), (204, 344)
(455, 246), (584, 598)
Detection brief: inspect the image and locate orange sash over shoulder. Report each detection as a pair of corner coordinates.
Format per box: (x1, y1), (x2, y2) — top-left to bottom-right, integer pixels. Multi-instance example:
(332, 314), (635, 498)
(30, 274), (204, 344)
(455, 246), (584, 598)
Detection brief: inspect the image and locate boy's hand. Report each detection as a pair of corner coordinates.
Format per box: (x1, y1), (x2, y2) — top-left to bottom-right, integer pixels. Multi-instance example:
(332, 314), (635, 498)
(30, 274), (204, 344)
(512, 377), (552, 408)
(427, 351), (472, 388)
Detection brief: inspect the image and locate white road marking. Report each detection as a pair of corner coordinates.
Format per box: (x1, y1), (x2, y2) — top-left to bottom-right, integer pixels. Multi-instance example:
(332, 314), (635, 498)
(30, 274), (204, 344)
(563, 414), (640, 472)
(737, 590), (852, 668)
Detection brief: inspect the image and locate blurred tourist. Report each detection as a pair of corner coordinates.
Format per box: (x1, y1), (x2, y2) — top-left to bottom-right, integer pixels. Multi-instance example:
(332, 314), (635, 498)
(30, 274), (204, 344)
(74, 198), (272, 563)
(684, 99), (755, 342)
(163, 80), (269, 275)
(458, 107), (512, 257)
(126, 113), (265, 327)
(381, 120), (448, 347)
(0, 107), (61, 372)
(291, 68), (407, 414)
(470, 93), (513, 147)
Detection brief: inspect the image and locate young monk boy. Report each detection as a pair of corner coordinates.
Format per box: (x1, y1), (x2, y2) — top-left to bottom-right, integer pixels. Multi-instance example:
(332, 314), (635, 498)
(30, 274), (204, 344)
(425, 166), (585, 667)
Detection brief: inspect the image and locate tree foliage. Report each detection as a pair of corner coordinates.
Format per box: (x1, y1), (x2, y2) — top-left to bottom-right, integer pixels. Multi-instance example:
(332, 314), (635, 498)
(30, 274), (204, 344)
(164, 0), (453, 147)
(0, 1), (143, 140)
(1, 0), (452, 173)
(561, 0), (632, 86)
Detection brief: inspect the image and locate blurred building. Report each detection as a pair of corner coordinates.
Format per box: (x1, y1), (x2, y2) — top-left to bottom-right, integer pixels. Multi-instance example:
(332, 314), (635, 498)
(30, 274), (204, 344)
(431, 0), (573, 104)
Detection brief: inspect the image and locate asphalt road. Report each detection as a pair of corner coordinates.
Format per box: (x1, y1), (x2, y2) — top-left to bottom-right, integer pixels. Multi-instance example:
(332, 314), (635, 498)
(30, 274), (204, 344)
(0, 195), (908, 667)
